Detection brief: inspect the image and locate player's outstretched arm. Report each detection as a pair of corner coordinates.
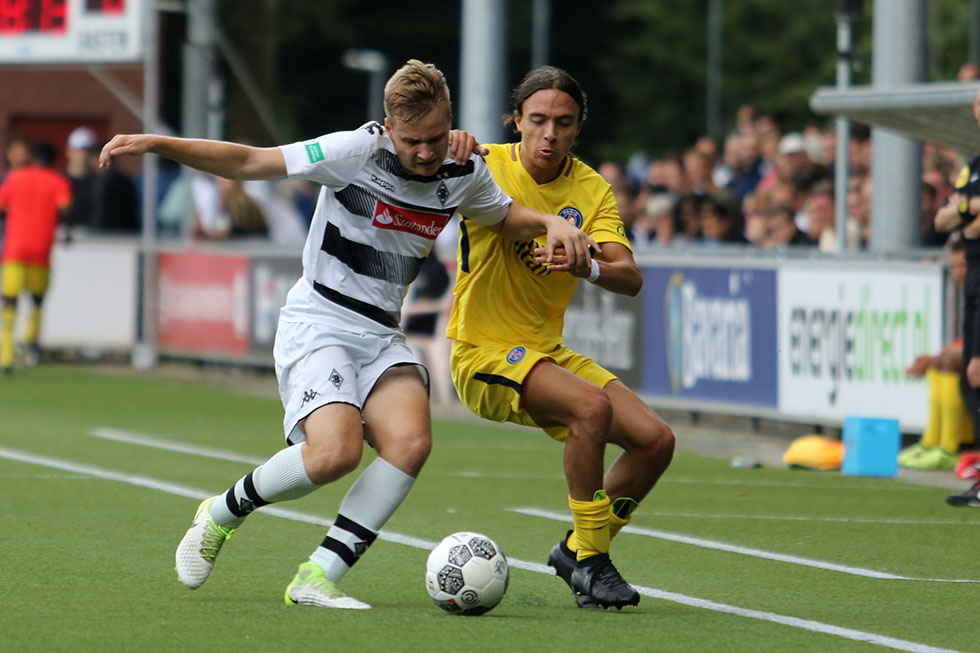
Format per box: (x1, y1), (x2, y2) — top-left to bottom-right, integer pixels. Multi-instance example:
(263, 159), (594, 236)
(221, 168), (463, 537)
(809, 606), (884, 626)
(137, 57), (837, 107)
(99, 134), (287, 181)
(490, 202), (599, 275)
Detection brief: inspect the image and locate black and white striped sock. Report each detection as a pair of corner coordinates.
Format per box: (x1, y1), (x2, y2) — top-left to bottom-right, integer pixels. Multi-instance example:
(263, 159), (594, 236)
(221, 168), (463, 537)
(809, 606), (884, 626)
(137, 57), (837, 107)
(309, 457), (415, 582)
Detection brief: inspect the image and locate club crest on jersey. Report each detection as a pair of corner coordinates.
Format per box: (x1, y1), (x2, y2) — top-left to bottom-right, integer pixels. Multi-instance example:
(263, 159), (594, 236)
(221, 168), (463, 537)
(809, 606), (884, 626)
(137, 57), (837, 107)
(436, 180), (449, 206)
(372, 201), (449, 239)
(506, 346), (526, 364)
(558, 206), (584, 228)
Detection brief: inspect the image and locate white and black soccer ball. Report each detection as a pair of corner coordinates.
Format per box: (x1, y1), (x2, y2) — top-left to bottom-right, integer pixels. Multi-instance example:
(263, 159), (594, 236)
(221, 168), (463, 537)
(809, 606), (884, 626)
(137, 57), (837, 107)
(425, 531), (509, 615)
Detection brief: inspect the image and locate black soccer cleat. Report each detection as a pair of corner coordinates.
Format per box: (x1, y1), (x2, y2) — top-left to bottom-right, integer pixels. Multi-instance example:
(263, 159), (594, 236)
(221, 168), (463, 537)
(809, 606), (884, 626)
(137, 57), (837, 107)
(570, 553), (640, 610)
(547, 532), (599, 609)
(946, 479), (980, 507)
(547, 530), (639, 610)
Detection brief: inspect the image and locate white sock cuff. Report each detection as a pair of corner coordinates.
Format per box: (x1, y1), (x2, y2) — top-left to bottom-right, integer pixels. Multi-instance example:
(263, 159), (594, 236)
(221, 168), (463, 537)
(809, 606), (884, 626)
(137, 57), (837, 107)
(338, 457), (415, 532)
(253, 444), (316, 503)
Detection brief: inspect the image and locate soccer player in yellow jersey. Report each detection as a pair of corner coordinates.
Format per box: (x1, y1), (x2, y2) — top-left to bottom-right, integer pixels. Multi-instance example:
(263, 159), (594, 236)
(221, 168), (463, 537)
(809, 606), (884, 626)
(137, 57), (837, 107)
(448, 67), (675, 609)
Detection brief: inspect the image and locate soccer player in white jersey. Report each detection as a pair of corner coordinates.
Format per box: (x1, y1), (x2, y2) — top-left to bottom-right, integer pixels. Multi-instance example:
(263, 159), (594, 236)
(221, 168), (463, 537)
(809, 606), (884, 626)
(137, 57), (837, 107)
(99, 60), (596, 609)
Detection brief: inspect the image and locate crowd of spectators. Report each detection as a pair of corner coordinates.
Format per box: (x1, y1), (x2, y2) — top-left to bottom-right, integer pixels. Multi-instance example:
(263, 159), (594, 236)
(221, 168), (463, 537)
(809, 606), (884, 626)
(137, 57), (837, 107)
(0, 127), (314, 246)
(600, 94), (974, 254)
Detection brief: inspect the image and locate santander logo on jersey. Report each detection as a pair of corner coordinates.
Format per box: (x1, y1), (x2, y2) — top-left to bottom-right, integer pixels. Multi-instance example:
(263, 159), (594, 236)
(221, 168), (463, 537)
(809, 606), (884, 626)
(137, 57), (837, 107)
(372, 201), (448, 239)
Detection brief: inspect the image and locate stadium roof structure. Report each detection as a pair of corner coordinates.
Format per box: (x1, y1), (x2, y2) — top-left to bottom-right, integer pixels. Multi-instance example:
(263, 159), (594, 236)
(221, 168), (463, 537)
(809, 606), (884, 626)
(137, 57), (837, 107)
(810, 81), (980, 154)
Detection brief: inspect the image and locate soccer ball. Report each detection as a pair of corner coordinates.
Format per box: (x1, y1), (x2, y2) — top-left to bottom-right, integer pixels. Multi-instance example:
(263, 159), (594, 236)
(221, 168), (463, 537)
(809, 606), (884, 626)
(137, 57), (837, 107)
(425, 531), (509, 615)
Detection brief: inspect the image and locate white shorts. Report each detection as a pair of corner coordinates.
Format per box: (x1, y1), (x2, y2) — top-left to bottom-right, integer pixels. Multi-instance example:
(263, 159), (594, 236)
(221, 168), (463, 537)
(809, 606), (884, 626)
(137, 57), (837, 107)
(273, 319), (428, 444)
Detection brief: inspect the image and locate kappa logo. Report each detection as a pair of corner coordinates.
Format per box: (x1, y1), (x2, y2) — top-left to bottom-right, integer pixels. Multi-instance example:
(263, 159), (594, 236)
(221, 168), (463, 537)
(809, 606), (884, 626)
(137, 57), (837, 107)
(302, 388), (321, 405)
(372, 201), (448, 239)
(328, 368), (344, 390)
(370, 174), (395, 192)
(436, 180), (449, 206)
(506, 346), (526, 364)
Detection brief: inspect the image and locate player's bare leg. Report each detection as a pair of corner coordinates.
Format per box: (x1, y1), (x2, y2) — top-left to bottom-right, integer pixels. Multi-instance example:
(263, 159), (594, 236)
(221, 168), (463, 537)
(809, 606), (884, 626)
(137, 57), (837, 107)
(522, 360), (639, 609)
(290, 364), (431, 609)
(602, 380), (675, 509)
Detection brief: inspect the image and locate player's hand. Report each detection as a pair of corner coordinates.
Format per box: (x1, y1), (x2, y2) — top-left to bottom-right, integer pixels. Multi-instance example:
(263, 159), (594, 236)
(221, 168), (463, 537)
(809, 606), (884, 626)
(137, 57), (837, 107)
(904, 354), (931, 378)
(448, 129), (488, 164)
(969, 196), (980, 216)
(534, 216), (600, 276)
(98, 134), (155, 169)
(946, 191), (967, 209)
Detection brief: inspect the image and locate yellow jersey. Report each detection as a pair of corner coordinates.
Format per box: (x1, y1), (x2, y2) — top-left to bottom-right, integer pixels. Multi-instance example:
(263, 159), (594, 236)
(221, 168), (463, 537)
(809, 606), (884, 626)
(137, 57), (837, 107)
(447, 142), (631, 351)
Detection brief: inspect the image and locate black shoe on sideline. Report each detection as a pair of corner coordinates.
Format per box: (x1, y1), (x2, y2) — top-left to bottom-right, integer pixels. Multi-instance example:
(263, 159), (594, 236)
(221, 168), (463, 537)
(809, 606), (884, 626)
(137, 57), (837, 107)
(946, 479), (980, 507)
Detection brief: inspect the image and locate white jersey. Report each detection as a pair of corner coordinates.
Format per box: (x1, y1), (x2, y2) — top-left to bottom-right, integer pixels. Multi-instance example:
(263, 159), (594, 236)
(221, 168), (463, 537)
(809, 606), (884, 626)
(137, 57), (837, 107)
(278, 121), (512, 335)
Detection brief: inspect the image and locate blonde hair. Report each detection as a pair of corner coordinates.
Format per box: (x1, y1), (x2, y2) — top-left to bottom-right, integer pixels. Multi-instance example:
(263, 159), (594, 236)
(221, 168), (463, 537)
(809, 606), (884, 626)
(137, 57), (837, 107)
(384, 59), (451, 124)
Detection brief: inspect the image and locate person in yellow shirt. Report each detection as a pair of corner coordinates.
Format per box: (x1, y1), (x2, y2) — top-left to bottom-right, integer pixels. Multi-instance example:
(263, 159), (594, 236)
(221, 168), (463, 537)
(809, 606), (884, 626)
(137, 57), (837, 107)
(448, 66), (675, 609)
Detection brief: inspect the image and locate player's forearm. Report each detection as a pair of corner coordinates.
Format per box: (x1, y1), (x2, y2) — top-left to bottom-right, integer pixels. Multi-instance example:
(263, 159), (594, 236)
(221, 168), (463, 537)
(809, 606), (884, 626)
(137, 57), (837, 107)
(590, 258), (642, 297)
(148, 136), (281, 180)
(964, 214), (980, 239)
(934, 205), (962, 233)
(494, 202), (554, 240)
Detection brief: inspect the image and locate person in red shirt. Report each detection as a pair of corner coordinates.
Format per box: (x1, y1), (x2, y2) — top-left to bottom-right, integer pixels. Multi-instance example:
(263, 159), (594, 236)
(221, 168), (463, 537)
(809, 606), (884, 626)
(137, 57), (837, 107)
(0, 141), (72, 374)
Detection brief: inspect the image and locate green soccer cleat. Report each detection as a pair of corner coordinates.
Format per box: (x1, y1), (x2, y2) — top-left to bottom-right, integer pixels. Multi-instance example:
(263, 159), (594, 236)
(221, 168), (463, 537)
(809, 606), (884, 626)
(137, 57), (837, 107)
(897, 442), (930, 467)
(285, 563), (371, 610)
(903, 447), (957, 471)
(175, 496), (235, 589)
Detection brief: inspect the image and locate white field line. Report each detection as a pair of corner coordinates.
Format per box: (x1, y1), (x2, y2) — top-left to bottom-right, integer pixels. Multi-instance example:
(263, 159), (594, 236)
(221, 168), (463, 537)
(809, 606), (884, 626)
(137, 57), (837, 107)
(647, 511), (980, 527)
(90, 428), (929, 492)
(90, 427), (267, 466)
(89, 428), (966, 528)
(511, 507), (980, 584)
(0, 445), (961, 653)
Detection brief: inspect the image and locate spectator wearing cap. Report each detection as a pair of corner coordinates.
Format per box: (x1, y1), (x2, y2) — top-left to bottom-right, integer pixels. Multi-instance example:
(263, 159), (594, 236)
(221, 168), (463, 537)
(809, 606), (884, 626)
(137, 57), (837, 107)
(780, 131), (830, 193)
(65, 126), (98, 229)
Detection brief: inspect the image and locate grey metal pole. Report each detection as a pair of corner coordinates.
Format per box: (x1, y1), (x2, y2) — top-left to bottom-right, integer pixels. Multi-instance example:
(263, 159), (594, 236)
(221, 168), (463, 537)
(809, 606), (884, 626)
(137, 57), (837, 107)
(869, 0), (926, 254)
(182, 0), (217, 139)
(460, 0), (507, 144)
(134, 4), (160, 371)
(706, 0), (723, 140)
(834, 12), (852, 253)
(342, 49), (388, 123)
(531, 0), (550, 69)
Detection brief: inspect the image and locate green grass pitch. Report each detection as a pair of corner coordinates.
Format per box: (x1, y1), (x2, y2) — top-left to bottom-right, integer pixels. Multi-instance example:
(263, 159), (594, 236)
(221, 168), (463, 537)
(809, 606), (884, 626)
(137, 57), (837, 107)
(0, 365), (977, 651)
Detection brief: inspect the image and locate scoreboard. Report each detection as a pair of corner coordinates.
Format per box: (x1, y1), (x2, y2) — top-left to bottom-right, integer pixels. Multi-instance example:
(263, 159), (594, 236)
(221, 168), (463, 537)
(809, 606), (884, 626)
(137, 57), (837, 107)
(0, 0), (143, 63)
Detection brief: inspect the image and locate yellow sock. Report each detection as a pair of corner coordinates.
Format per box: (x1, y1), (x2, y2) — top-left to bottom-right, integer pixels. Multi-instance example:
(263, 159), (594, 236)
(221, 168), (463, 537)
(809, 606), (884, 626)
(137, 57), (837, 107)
(921, 368), (941, 448)
(567, 491), (611, 560)
(937, 371), (965, 453)
(23, 303), (41, 346)
(609, 511), (630, 540)
(1, 304), (15, 368)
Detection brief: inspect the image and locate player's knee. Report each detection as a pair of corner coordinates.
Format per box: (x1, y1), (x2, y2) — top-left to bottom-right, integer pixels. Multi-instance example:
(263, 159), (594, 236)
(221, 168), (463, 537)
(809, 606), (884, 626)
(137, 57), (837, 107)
(651, 422), (676, 462)
(377, 430), (431, 477)
(303, 438), (363, 484)
(571, 388), (613, 441)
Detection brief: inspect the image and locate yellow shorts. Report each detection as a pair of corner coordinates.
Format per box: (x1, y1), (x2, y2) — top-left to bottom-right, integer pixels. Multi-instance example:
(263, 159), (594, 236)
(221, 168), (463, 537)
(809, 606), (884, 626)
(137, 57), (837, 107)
(1, 262), (50, 299)
(450, 340), (617, 442)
